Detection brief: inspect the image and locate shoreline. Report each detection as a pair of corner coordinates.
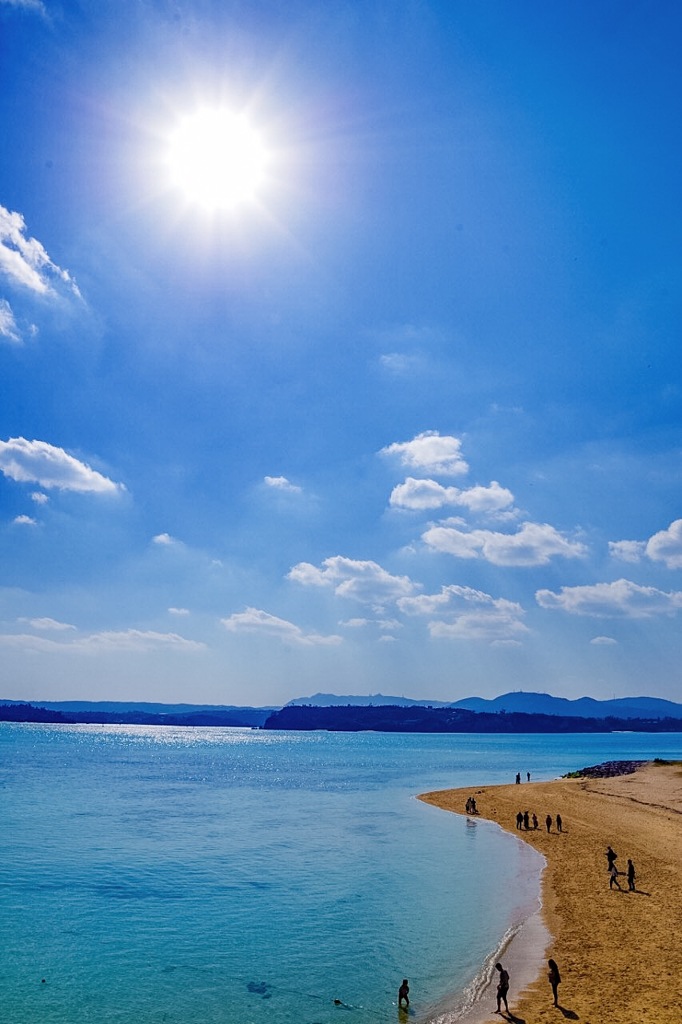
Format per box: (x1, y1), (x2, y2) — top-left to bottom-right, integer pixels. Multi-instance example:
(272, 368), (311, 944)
(419, 760), (682, 1023)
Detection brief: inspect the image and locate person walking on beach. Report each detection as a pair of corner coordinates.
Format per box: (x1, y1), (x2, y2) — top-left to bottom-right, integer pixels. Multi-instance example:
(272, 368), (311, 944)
(606, 845), (617, 870)
(546, 814), (552, 833)
(609, 862), (622, 890)
(527, 771), (531, 782)
(532, 813), (538, 830)
(515, 772), (521, 785)
(556, 813), (563, 833)
(494, 962), (510, 1015)
(547, 959), (561, 1007)
(398, 979), (409, 1007)
(523, 810), (530, 830)
(516, 811), (523, 830)
(627, 858), (636, 891)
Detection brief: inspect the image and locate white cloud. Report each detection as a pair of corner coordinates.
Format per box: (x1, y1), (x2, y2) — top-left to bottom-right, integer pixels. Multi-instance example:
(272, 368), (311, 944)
(645, 519), (682, 569)
(288, 555), (419, 606)
(399, 584), (528, 642)
(18, 617), (76, 631)
(0, 299), (20, 342)
(379, 430), (468, 477)
(389, 476), (513, 513)
(423, 520), (586, 566)
(590, 635), (618, 646)
(0, 437), (123, 494)
(0, 205), (80, 297)
(31, 491), (49, 504)
(168, 607), (190, 616)
(0, 629), (204, 653)
(536, 578), (682, 618)
(609, 539), (646, 563)
(339, 617), (371, 628)
(456, 481), (515, 513)
(13, 514), (37, 525)
(153, 532), (175, 545)
(264, 475), (302, 493)
(221, 607), (342, 646)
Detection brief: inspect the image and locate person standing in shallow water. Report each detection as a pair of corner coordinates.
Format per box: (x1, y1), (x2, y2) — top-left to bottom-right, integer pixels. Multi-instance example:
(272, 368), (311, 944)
(494, 962), (510, 1014)
(547, 959), (561, 1006)
(398, 979), (409, 1008)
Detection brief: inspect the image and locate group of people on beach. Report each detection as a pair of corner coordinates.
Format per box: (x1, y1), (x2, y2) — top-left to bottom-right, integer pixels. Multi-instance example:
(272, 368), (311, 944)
(606, 845), (636, 891)
(464, 795), (479, 814)
(515, 809), (562, 833)
(492, 957), (561, 1015)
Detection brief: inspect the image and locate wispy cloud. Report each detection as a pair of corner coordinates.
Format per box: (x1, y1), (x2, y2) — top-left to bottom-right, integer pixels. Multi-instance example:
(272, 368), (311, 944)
(288, 555), (419, 606)
(264, 475), (302, 493)
(0, 299), (20, 342)
(609, 539), (647, 563)
(221, 607), (341, 646)
(0, 437), (124, 494)
(379, 431), (468, 477)
(536, 578), (682, 618)
(168, 607), (190, 616)
(591, 635), (618, 645)
(0, 629), (205, 653)
(0, 0), (47, 11)
(18, 617), (76, 631)
(0, 205), (80, 297)
(389, 476), (514, 513)
(399, 584), (528, 642)
(423, 520), (586, 566)
(13, 514), (37, 525)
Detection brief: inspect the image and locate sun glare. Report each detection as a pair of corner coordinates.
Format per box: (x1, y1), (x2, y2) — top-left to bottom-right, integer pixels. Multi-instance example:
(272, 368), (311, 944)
(167, 108), (269, 210)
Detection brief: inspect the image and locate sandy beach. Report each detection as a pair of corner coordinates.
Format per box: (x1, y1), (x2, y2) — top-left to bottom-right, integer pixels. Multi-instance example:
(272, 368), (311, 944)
(420, 760), (682, 1024)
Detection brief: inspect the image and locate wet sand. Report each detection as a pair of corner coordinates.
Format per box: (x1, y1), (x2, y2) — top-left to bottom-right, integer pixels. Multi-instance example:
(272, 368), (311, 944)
(420, 760), (682, 1023)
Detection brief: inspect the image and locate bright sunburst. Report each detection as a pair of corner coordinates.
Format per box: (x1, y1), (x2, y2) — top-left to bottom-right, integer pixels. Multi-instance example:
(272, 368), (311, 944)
(167, 108), (269, 210)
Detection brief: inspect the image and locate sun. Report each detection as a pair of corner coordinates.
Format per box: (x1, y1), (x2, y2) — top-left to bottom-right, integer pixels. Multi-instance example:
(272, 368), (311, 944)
(167, 107), (269, 210)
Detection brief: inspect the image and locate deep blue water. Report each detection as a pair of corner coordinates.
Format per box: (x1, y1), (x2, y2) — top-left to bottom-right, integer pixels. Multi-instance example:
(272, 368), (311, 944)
(2, 724), (681, 1024)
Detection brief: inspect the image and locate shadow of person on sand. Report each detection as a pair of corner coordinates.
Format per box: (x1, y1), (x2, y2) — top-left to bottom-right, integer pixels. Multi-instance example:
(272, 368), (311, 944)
(496, 1013), (525, 1023)
(557, 1006), (579, 1019)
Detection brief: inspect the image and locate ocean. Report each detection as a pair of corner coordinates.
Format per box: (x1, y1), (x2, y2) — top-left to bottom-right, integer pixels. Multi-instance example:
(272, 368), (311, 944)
(2, 723), (682, 1024)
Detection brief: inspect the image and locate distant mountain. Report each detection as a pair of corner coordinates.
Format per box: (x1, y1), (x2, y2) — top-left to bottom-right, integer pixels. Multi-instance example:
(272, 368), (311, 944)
(287, 692), (450, 707)
(451, 691), (682, 720)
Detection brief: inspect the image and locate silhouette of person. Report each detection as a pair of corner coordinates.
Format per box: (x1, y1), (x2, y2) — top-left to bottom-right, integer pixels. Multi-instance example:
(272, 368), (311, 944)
(606, 845), (617, 870)
(556, 813), (563, 833)
(516, 811), (523, 830)
(609, 862), (622, 890)
(398, 979), (409, 1007)
(532, 813), (538, 830)
(471, 797), (477, 814)
(547, 959), (561, 1007)
(627, 859), (636, 891)
(546, 814), (552, 833)
(523, 810), (530, 830)
(527, 771), (531, 782)
(494, 962), (510, 1014)
(515, 772), (521, 784)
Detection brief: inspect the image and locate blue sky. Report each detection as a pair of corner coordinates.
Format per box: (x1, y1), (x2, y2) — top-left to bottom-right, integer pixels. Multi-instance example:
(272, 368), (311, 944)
(2, 0), (682, 707)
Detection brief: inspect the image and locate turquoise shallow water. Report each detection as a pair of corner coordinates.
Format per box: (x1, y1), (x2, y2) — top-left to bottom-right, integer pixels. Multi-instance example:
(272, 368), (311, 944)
(2, 724), (682, 1024)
